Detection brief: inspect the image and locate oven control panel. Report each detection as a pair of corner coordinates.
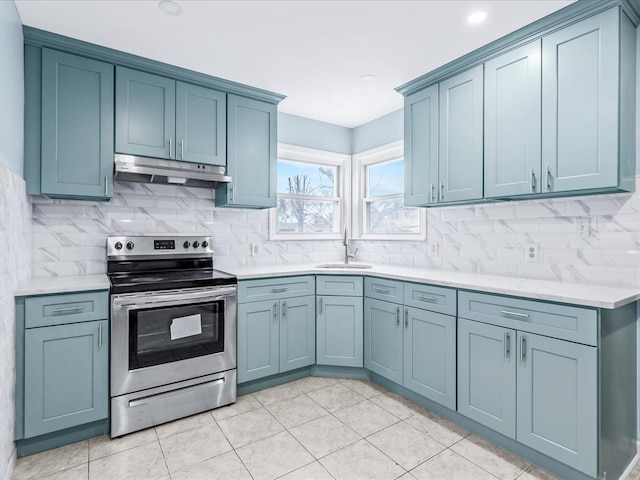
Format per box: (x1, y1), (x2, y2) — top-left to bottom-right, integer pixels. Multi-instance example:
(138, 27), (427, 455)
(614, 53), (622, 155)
(107, 235), (214, 258)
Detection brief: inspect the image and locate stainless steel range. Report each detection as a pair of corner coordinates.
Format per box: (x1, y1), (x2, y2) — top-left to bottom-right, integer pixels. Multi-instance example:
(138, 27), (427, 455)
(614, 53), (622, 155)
(107, 235), (237, 437)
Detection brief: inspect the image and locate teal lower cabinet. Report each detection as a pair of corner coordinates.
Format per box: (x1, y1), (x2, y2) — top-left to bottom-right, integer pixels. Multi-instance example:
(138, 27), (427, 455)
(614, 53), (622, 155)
(279, 295), (316, 372)
(317, 295), (363, 367)
(24, 320), (109, 438)
(15, 290), (110, 455)
(237, 300), (280, 382)
(364, 297), (404, 384)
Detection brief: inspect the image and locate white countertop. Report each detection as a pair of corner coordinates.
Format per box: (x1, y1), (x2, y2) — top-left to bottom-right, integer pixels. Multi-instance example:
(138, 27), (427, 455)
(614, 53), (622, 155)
(14, 274), (110, 297)
(221, 263), (640, 309)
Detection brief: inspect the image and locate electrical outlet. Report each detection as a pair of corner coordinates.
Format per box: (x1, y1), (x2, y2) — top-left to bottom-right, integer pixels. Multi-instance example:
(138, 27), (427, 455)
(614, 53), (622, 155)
(575, 217), (590, 239)
(250, 243), (260, 256)
(429, 242), (439, 256)
(525, 244), (539, 263)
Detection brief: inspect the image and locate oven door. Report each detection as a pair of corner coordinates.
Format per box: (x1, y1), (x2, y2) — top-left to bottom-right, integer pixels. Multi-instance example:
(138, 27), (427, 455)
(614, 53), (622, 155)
(111, 286), (236, 397)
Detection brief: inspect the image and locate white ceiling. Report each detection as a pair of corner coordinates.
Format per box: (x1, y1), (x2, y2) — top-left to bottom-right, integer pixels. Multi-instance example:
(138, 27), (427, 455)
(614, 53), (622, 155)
(15, 0), (574, 128)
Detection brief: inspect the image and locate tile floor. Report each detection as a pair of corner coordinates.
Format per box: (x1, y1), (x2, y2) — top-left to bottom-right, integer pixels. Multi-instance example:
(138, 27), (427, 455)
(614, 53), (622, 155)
(9, 376), (637, 480)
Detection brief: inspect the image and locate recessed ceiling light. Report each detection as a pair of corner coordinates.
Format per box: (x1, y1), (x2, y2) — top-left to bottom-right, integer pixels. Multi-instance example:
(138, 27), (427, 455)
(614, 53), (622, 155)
(360, 74), (376, 82)
(467, 11), (487, 25)
(159, 0), (183, 16)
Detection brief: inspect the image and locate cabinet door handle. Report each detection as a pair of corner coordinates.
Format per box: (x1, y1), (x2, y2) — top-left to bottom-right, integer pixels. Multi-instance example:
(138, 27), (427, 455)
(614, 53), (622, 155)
(373, 287), (390, 294)
(530, 169), (536, 192)
(98, 323), (103, 350)
(104, 174), (108, 197)
(404, 308), (408, 328)
(396, 306), (400, 326)
(273, 302), (278, 321)
(430, 183), (435, 203)
(520, 335), (526, 363)
(416, 294), (436, 303)
(271, 287), (288, 293)
(52, 306), (84, 315)
(229, 185), (234, 202)
(439, 182), (444, 201)
(180, 140), (184, 160)
(319, 297), (323, 314)
(282, 301), (287, 319)
(546, 166), (552, 191)
(500, 310), (529, 319)
(504, 331), (510, 358)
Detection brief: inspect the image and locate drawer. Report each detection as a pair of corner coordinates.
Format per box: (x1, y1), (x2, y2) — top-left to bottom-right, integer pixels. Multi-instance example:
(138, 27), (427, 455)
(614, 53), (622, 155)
(238, 276), (315, 303)
(364, 277), (403, 303)
(25, 290), (109, 328)
(404, 282), (456, 316)
(317, 275), (363, 296)
(458, 291), (598, 346)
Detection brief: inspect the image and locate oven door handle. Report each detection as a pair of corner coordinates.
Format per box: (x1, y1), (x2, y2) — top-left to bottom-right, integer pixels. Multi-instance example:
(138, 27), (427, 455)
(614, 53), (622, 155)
(113, 288), (236, 307)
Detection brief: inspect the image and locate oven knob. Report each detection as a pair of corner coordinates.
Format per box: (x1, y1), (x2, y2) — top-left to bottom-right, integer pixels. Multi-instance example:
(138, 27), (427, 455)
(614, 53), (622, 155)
(183, 241), (190, 249)
(202, 241), (208, 248)
(193, 241), (200, 248)
(114, 241), (123, 250)
(126, 241), (134, 250)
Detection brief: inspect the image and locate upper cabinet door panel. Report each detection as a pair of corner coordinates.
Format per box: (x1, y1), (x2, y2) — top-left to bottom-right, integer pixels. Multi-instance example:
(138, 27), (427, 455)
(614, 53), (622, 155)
(115, 67), (176, 160)
(41, 49), (114, 198)
(220, 95), (277, 208)
(542, 8), (619, 193)
(439, 65), (484, 203)
(485, 41), (542, 198)
(175, 82), (226, 166)
(404, 84), (439, 206)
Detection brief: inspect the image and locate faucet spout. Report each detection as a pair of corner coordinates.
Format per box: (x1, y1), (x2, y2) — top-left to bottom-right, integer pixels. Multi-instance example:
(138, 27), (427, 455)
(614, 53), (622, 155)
(342, 225), (356, 264)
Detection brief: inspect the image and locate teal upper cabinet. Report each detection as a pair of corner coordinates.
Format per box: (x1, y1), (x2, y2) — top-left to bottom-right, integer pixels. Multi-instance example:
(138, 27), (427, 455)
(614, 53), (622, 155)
(438, 65), (484, 203)
(216, 95), (277, 208)
(26, 48), (114, 199)
(115, 67), (226, 166)
(542, 7), (634, 194)
(404, 85), (438, 206)
(484, 41), (542, 198)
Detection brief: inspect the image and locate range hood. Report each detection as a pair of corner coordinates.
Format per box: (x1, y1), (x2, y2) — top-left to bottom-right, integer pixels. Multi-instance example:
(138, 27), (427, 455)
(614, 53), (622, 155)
(114, 154), (232, 189)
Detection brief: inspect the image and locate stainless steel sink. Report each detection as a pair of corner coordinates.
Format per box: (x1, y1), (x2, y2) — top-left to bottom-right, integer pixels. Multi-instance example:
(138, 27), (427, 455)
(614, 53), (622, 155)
(314, 263), (373, 269)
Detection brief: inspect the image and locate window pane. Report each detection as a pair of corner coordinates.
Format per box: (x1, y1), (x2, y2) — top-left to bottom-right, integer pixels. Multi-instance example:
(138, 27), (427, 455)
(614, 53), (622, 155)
(277, 160), (337, 197)
(277, 199), (337, 233)
(365, 199), (420, 234)
(367, 159), (403, 197)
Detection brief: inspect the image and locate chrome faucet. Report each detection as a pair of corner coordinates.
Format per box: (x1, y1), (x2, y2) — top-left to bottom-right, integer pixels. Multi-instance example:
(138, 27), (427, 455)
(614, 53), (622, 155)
(343, 226), (358, 264)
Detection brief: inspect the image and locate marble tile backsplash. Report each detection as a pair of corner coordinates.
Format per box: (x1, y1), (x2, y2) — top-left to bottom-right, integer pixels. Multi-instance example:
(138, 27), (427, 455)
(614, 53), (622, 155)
(31, 178), (640, 288)
(0, 163), (31, 479)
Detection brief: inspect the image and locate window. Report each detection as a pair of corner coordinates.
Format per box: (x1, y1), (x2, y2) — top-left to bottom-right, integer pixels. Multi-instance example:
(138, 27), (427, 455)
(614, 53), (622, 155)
(270, 144), (350, 240)
(353, 141), (425, 239)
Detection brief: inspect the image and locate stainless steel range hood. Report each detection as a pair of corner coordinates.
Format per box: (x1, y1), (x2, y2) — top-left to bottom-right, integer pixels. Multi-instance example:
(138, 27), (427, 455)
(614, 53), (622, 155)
(114, 154), (231, 189)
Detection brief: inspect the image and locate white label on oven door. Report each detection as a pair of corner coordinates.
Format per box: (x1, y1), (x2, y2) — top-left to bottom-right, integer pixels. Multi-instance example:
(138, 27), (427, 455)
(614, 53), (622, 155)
(170, 314), (202, 340)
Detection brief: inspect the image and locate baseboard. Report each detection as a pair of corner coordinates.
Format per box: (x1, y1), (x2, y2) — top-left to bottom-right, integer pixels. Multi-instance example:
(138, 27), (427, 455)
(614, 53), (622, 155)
(2, 448), (16, 480)
(619, 452), (639, 480)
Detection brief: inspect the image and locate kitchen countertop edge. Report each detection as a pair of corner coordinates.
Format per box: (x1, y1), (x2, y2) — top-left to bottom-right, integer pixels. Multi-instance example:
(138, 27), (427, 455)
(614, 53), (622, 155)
(14, 274), (110, 297)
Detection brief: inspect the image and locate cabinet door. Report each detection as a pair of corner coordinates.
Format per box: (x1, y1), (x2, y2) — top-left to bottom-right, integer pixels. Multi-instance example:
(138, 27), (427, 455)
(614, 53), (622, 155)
(24, 320), (108, 438)
(516, 333), (597, 477)
(41, 49), (114, 199)
(317, 296), (363, 368)
(403, 307), (456, 410)
(175, 82), (226, 166)
(280, 295), (315, 373)
(542, 8), (619, 193)
(238, 300), (279, 383)
(457, 319), (516, 438)
(484, 41), (541, 198)
(404, 85), (439, 206)
(115, 67), (176, 160)
(364, 298), (403, 384)
(216, 95), (277, 208)
(439, 65), (484, 203)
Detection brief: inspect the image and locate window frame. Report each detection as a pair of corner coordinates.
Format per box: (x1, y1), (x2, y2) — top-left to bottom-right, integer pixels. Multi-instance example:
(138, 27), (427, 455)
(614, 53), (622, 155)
(269, 143), (351, 241)
(352, 140), (426, 240)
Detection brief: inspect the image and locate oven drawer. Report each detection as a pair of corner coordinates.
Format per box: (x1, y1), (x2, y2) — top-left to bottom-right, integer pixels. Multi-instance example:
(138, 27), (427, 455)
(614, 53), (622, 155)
(25, 290), (109, 328)
(404, 282), (456, 316)
(238, 276), (315, 303)
(458, 291), (598, 346)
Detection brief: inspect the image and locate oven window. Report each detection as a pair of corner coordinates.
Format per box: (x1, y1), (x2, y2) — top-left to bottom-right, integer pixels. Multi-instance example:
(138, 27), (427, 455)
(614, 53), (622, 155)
(129, 301), (224, 370)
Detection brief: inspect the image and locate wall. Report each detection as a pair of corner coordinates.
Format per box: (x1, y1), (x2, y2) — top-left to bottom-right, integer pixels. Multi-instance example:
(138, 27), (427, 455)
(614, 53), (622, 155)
(278, 112), (352, 155)
(352, 108), (403, 154)
(0, 3), (29, 480)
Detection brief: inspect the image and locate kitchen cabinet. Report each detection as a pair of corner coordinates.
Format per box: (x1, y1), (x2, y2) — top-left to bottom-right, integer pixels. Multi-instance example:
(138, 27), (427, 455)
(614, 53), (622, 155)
(15, 290), (110, 443)
(316, 276), (363, 368)
(216, 95), (277, 208)
(237, 277), (315, 383)
(115, 67), (226, 166)
(457, 292), (598, 477)
(25, 48), (114, 199)
(364, 297), (403, 384)
(484, 41), (542, 198)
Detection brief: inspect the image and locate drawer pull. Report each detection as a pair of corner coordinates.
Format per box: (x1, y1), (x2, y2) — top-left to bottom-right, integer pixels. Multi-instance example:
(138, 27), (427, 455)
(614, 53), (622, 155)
(373, 287), (390, 294)
(271, 287), (288, 293)
(416, 294), (437, 303)
(52, 306), (85, 315)
(500, 310), (529, 319)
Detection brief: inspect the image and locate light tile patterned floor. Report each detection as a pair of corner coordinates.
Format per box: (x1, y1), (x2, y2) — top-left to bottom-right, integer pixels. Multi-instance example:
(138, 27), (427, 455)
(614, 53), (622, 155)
(10, 376), (634, 480)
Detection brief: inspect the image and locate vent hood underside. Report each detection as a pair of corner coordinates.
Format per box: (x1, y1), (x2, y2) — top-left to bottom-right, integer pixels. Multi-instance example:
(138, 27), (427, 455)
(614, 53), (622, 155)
(114, 154), (232, 189)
